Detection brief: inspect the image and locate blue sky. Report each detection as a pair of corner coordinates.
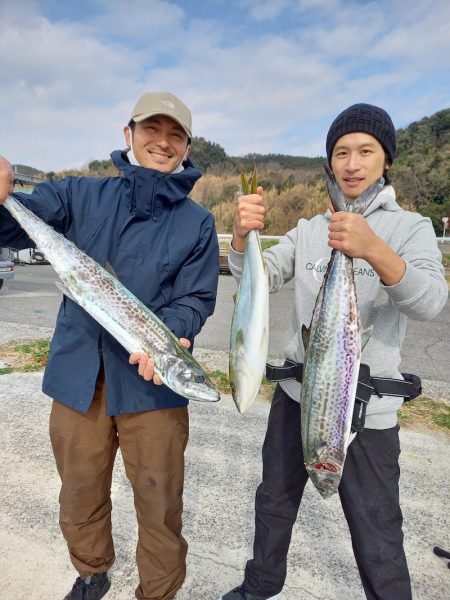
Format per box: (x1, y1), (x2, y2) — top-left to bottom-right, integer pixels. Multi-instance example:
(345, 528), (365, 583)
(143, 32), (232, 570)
(1, 0), (449, 171)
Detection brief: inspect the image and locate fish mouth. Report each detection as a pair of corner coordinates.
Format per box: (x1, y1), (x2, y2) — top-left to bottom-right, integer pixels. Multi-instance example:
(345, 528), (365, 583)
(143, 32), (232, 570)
(306, 462), (342, 499)
(229, 367), (259, 414)
(170, 379), (220, 402)
(166, 363), (220, 403)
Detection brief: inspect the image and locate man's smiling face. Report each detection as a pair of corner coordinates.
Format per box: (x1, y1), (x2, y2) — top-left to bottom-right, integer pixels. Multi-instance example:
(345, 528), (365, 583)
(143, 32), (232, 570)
(124, 114), (190, 173)
(331, 132), (388, 200)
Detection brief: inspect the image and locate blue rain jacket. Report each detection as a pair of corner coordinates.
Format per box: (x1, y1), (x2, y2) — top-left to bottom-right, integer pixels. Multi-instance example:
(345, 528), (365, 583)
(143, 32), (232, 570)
(0, 151), (219, 415)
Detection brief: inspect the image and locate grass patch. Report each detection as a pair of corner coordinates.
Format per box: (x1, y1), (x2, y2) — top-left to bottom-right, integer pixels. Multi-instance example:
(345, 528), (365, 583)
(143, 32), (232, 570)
(261, 239), (279, 251)
(1, 342), (448, 434)
(0, 367), (14, 375)
(0, 338), (50, 373)
(206, 369), (276, 401)
(207, 369), (231, 394)
(398, 396), (450, 432)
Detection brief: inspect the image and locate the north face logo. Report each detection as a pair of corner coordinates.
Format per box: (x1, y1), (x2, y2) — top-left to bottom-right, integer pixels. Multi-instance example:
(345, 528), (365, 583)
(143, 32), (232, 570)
(161, 100), (175, 110)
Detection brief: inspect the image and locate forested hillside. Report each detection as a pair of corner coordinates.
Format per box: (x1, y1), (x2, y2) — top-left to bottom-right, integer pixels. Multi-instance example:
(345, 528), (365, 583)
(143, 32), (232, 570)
(17, 108), (450, 235)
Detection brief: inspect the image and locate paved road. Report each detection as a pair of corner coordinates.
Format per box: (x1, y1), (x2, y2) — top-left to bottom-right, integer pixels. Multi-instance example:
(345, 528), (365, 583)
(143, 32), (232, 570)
(0, 265), (449, 599)
(1, 368), (449, 600)
(1, 263), (449, 390)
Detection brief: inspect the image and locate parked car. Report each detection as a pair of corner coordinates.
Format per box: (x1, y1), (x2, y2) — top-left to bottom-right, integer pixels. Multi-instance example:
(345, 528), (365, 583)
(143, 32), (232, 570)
(0, 247), (14, 290)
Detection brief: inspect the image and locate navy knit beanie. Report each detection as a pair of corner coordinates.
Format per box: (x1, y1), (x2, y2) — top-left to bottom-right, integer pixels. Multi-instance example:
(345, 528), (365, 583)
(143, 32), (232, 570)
(326, 103), (396, 166)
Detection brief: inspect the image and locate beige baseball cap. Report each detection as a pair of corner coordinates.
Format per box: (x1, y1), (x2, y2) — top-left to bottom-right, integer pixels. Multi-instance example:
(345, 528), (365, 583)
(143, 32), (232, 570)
(129, 92), (192, 138)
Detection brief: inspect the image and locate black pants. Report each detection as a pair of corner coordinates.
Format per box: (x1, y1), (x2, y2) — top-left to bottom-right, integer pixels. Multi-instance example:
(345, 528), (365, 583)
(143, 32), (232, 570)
(244, 385), (412, 600)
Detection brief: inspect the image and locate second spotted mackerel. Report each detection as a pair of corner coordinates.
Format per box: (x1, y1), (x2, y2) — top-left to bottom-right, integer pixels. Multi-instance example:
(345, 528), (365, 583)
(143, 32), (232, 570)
(4, 194), (220, 403)
(300, 167), (384, 499)
(229, 168), (269, 414)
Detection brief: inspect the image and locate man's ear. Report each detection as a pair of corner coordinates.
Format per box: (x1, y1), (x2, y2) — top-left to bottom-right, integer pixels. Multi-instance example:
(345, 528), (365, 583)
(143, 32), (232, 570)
(182, 144), (191, 162)
(124, 125), (132, 148)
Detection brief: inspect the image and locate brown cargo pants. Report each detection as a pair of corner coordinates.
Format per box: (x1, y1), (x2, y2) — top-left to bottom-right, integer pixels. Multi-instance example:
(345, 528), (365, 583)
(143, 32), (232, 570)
(49, 368), (189, 600)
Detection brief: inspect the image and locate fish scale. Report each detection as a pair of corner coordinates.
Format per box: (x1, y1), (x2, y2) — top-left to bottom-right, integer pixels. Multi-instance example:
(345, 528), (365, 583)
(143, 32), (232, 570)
(4, 194), (219, 403)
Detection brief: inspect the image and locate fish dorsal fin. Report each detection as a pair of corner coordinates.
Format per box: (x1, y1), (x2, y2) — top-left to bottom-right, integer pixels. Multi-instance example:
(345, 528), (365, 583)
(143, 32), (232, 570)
(301, 324), (310, 351)
(104, 259), (118, 279)
(55, 281), (76, 303)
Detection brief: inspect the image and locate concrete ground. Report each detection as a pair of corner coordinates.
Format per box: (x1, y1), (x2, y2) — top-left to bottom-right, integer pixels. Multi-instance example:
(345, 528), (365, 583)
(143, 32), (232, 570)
(0, 324), (449, 599)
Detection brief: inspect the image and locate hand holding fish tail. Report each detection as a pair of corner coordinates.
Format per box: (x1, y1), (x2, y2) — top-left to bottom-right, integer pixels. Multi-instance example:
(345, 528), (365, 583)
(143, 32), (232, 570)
(328, 211), (378, 258)
(328, 210), (406, 285)
(130, 338), (191, 383)
(232, 185), (265, 253)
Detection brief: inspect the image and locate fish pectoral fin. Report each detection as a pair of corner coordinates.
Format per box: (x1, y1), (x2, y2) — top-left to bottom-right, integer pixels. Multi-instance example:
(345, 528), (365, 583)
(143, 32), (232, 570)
(314, 438), (327, 455)
(301, 324), (310, 351)
(235, 328), (245, 350)
(104, 259), (119, 280)
(361, 325), (373, 351)
(55, 281), (76, 303)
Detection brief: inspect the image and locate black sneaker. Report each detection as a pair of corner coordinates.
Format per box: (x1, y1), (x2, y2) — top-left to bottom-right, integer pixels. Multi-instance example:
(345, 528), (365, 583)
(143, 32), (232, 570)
(63, 572), (111, 600)
(218, 584), (281, 600)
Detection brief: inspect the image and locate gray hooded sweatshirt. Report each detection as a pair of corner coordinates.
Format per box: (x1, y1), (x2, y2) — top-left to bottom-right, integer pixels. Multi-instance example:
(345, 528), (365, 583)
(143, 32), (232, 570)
(229, 185), (448, 429)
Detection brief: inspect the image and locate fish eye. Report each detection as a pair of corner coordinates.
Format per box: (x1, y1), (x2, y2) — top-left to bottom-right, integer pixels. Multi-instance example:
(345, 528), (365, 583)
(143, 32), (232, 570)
(180, 370), (193, 382)
(194, 374), (205, 383)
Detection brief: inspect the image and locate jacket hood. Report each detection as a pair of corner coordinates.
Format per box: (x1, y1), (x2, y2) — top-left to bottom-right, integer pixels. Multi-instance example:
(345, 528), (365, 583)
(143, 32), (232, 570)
(362, 185), (403, 218)
(110, 149), (202, 219)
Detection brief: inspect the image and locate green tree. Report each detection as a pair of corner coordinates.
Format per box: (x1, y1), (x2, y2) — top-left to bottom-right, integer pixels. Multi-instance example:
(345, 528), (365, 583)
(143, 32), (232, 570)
(190, 137), (229, 172)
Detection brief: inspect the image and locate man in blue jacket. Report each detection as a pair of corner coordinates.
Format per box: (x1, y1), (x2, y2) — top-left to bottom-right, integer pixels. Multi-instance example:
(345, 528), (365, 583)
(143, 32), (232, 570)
(0, 92), (219, 600)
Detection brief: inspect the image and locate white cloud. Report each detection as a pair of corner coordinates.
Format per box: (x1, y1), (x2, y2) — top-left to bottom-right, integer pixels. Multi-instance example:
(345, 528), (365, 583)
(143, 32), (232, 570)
(245, 0), (292, 21)
(0, 0), (449, 170)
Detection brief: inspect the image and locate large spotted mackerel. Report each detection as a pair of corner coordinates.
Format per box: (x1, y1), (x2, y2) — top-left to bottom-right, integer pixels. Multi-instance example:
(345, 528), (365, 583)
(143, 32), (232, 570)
(300, 167), (384, 498)
(4, 194), (220, 403)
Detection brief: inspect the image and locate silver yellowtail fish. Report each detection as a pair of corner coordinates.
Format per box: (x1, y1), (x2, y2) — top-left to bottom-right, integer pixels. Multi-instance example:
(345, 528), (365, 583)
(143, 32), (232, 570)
(4, 194), (220, 403)
(229, 167), (269, 414)
(300, 167), (384, 498)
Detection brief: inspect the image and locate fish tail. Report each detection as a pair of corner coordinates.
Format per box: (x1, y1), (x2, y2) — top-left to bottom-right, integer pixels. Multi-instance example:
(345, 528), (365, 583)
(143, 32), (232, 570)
(323, 165), (385, 215)
(324, 165), (348, 212)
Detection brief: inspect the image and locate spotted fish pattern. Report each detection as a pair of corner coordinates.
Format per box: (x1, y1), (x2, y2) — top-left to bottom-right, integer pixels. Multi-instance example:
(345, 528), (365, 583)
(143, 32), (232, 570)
(4, 194), (220, 403)
(300, 168), (384, 498)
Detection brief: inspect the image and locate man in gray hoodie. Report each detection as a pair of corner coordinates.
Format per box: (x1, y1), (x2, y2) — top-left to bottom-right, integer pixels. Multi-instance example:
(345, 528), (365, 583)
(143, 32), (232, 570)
(219, 104), (448, 600)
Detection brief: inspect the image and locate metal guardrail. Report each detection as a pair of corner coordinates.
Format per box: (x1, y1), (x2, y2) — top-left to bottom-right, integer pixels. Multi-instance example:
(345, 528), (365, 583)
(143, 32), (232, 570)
(217, 234), (283, 274)
(13, 171), (46, 185)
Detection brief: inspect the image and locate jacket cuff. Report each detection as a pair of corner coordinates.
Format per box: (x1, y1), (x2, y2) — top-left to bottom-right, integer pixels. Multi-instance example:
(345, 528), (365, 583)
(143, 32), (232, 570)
(228, 246), (244, 275)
